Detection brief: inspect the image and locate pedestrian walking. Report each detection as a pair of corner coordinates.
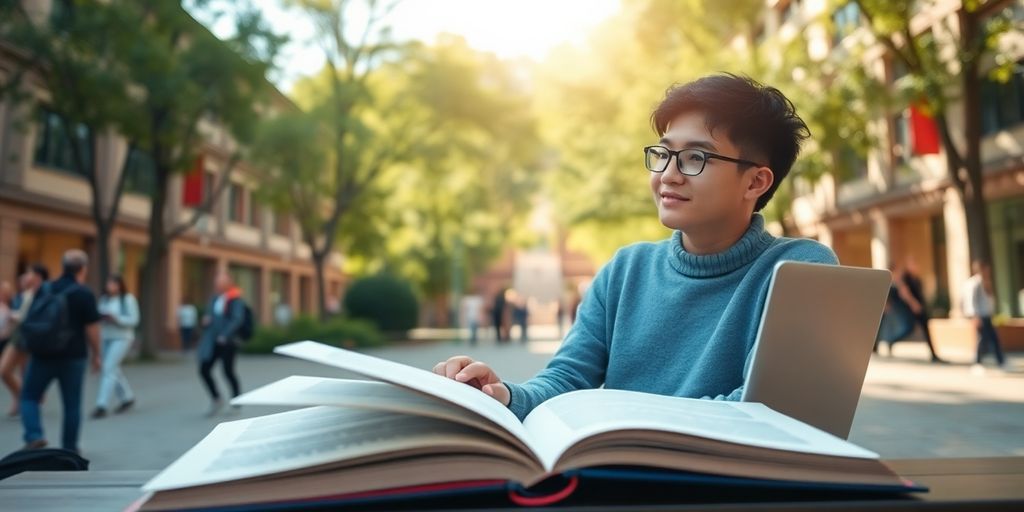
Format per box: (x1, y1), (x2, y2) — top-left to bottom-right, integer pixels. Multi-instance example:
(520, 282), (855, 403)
(1, 265), (48, 418)
(19, 250), (101, 453)
(91, 274), (138, 418)
(198, 272), (248, 417)
(177, 301), (198, 352)
(491, 288), (507, 343)
(461, 294), (484, 345)
(963, 260), (1008, 373)
(900, 257), (944, 362)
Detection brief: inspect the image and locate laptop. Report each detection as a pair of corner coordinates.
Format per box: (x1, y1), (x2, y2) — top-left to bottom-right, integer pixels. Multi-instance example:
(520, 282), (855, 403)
(741, 261), (891, 440)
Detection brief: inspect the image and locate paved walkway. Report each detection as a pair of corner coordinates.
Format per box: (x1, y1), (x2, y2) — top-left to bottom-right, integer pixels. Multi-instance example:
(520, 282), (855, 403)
(0, 336), (1020, 471)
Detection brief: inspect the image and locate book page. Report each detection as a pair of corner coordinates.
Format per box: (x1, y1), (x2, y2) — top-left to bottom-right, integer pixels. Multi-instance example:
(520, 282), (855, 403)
(522, 389), (878, 471)
(274, 341), (536, 454)
(231, 376), (465, 415)
(143, 406), (522, 492)
(231, 376), (519, 445)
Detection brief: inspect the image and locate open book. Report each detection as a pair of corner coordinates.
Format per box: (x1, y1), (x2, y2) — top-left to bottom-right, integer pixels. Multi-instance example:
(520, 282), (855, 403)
(140, 341), (925, 510)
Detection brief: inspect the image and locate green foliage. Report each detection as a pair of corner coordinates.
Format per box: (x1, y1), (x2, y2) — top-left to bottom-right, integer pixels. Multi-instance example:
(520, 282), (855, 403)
(244, 315), (385, 353)
(255, 33), (543, 303)
(343, 274), (419, 335)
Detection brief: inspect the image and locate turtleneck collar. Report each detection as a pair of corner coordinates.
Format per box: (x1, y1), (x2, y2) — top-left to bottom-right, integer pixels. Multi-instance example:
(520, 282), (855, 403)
(668, 214), (776, 278)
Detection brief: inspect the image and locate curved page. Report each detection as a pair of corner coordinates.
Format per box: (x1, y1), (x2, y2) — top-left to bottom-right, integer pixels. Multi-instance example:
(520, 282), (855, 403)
(230, 376), (519, 446)
(273, 341), (534, 453)
(522, 389), (878, 471)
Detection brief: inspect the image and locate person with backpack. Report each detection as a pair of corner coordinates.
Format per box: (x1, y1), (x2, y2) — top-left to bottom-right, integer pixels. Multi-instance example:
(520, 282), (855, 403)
(198, 272), (251, 417)
(19, 250), (101, 453)
(90, 274), (139, 419)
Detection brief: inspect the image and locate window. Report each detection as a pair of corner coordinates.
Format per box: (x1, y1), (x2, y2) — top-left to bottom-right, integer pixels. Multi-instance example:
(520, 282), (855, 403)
(838, 145), (868, 182)
(832, 2), (861, 45)
(981, 60), (1024, 135)
(228, 183), (245, 223)
(248, 192), (261, 228)
(123, 148), (156, 196)
(270, 211), (291, 237)
(890, 58), (909, 85)
(33, 107), (92, 176)
(892, 112), (911, 166)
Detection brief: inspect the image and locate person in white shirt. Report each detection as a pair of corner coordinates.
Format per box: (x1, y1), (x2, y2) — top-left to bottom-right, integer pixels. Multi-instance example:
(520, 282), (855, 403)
(91, 274), (140, 418)
(963, 260), (1007, 371)
(177, 301), (198, 352)
(461, 294), (484, 345)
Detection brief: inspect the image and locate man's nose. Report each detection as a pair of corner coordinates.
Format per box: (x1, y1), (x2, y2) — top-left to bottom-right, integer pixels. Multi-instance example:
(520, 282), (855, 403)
(660, 157), (686, 183)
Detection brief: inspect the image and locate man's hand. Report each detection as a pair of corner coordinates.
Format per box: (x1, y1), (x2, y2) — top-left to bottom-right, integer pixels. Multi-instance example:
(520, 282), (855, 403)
(90, 354), (101, 374)
(432, 356), (510, 406)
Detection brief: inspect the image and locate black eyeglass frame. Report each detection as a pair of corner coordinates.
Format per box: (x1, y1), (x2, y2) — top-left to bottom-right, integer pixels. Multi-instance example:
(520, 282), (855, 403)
(643, 145), (766, 176)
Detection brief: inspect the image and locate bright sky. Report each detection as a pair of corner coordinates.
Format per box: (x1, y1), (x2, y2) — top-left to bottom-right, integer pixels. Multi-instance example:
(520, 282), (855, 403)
(204, 0), (620, 92)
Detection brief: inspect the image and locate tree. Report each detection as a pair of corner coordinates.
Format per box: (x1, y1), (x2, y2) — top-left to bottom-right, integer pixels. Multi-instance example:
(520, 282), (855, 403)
(0, 1), (138, 288)
(360, 38), (542, 317)
(853, 0), (1022, 264)
(274, 0), (402, 320)
(254, 36), (542, 322)
(121, 2), (282, 357)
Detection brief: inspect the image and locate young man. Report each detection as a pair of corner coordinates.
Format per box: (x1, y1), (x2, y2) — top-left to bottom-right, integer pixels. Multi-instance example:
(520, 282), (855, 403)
(434, 74), (837, 420)
(21, 250), (101, 452)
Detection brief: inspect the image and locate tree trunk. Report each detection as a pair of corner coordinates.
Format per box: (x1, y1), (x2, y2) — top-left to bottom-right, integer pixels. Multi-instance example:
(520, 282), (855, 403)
(312, 250), (329, 321)
(94, 222), (113, 290)
(960, 20), (991, 266)
(137, 169), (170, 360)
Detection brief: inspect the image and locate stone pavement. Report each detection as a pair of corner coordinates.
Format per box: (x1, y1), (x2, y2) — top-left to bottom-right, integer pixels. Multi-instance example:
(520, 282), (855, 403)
(0, 334), (1020, 471)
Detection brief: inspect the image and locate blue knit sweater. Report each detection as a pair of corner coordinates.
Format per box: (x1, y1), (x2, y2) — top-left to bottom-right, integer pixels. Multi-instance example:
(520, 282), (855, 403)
(504, 214), (838, 420)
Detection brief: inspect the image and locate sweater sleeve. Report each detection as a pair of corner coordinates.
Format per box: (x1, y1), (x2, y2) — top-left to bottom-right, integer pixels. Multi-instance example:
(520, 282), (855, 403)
(504, 262), (613, 420)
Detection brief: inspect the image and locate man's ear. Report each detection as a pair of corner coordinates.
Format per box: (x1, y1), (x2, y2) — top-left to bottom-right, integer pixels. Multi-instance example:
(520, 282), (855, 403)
(745, 166), (774, 201)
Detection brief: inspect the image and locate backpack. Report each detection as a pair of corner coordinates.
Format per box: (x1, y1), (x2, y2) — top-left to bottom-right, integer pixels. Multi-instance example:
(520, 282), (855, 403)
(231, 298), (254, 342)
(19, 284), (78, 357)
(0, 448), (89, 481)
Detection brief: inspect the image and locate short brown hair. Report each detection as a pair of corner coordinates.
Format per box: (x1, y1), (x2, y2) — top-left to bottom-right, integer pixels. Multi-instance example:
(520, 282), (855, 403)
(651, 74), (809, 211)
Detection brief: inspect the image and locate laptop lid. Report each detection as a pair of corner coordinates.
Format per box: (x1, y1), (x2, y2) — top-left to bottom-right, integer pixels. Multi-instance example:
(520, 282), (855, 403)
(741, 261), (891, 440)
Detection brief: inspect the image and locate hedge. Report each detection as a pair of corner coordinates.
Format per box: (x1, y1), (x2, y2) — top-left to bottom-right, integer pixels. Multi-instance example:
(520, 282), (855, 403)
(243, 315), (385, 353)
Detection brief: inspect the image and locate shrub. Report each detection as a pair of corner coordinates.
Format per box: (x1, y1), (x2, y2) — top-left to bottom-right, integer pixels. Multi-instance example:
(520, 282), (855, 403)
(343, 273), (419, 336)
(244, 315), (385, 354)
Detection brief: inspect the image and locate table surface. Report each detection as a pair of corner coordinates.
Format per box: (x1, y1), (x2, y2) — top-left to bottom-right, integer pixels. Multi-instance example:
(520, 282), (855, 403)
(2, 457), (1024, 511)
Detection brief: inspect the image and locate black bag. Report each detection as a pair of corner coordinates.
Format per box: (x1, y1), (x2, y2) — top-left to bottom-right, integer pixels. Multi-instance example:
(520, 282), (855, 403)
(0, 448), (89, 481)
(20, 284), (78, 357)
(232, 298), (254, 342)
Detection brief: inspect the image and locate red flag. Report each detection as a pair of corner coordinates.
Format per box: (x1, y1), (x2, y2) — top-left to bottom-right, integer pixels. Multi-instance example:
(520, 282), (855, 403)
(182, 155), (204, 206)
(910, 104), (940, 155)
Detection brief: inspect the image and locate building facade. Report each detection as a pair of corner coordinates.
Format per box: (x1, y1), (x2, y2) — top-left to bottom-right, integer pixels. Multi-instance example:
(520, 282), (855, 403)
(0, 4), (347, 348)
(757, 0), (1024, 321)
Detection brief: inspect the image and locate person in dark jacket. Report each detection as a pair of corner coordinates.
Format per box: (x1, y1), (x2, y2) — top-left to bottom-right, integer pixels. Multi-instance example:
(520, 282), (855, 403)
(197, 272), (246, 417)
(20, 250), (100, 453)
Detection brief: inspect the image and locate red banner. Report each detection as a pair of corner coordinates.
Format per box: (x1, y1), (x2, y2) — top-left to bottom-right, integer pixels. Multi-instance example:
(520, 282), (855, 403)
(182, 155), (204, 206)
(910, 104), (940, 155)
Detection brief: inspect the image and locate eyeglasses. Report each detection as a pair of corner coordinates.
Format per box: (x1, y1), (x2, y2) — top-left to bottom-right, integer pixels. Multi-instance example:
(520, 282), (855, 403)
(643, 145), (765, 176)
